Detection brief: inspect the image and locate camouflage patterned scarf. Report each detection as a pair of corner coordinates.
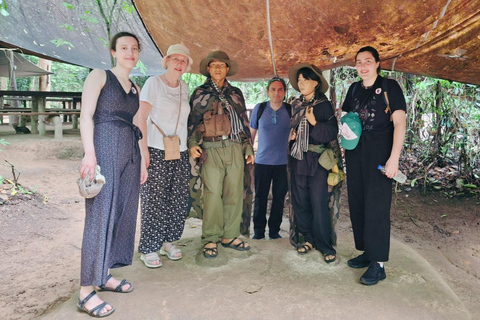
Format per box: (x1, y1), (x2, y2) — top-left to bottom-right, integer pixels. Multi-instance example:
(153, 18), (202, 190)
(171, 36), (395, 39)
(188, 78), (251, 141)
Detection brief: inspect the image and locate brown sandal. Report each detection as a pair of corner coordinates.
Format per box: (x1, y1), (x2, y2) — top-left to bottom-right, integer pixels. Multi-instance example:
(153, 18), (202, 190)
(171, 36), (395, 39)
(296, 242), (313, 255)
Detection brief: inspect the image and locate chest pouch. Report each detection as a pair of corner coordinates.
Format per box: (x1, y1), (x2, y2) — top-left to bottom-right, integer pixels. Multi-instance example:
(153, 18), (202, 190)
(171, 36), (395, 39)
(202, 104), (231, 138)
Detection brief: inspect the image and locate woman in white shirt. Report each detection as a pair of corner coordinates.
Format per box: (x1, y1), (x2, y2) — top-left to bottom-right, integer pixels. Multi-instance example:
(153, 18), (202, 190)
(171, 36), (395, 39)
(136, 44), (192, 268)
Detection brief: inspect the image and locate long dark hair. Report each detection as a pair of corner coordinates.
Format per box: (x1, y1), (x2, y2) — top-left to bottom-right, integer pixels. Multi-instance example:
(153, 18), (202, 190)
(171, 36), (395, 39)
(297, 67), (324, 99)
(109, 32), (141, 52)
(356, 46), (380, 74)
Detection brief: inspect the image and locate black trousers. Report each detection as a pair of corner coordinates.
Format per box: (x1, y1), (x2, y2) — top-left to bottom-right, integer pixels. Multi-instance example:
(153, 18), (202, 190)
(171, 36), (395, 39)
(253, 164), (288, 236)
(345, 131), (393, 262)
(291, 162), (335, 255)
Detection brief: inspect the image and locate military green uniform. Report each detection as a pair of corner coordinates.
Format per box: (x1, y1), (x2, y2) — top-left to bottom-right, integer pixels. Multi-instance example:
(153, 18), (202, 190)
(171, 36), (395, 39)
(188, 78), (253, 244)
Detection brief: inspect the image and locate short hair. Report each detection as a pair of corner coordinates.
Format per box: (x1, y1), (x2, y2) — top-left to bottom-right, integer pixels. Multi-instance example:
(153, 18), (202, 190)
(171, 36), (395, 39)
(110, 32), (141, 52)
(267, 77), (287, 91)
(356, 46), (380, 74)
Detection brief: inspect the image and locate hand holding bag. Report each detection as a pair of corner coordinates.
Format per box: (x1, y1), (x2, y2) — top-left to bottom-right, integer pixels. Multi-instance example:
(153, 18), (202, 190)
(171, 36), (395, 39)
(77, 165), (106, 198)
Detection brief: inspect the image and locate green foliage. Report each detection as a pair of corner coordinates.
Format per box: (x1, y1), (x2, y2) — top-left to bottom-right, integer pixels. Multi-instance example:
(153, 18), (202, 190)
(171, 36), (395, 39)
(134, 60), (147, 76)
(50, 38), (75, 49)
(63, 2), (74, 10)
(16, 54), (89, 93)
(59, 23), (77, 31)
(122, 1), (135, 13)
(130, 75), (149, 88)
(50, 62), (90, 92)
(11, 185), (35, 196)
(1, 0), (9, 16)
(80, 10), (99, 23)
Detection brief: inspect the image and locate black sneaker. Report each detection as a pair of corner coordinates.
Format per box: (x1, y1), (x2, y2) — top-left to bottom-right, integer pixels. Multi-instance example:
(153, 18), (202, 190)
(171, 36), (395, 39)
(269, 233), (282, 239)
(347, 252), (369, 268)
(360, 262), (386, 285)
(252, 234), (265, 240)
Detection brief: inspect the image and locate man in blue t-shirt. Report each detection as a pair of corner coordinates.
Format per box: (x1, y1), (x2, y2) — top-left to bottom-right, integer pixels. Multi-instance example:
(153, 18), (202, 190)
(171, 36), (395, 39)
(249, 77), (291, 239)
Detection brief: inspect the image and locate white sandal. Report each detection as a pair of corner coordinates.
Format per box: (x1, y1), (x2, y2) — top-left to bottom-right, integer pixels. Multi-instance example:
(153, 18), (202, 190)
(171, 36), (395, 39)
(140, 252), (162, 268)
(159, 242), (182, 261)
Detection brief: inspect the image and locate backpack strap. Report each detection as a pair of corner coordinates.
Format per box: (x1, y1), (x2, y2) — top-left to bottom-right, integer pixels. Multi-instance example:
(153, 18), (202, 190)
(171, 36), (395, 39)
(284, 102), (292, 118)
(351, 81), (360, 98)
(256, 101), (268, 124)
(257, 101), (292, 124)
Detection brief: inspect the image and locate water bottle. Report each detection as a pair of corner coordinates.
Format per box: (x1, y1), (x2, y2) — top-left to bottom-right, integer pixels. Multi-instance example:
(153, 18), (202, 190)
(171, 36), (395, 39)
(377, 165), (407, 183)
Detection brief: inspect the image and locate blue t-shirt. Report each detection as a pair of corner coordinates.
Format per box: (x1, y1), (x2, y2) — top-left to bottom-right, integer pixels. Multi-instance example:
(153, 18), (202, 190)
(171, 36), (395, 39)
(249, 102), (290, 165)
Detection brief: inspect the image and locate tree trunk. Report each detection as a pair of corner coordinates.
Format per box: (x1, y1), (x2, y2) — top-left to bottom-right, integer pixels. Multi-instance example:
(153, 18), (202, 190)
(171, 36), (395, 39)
(38, 59), (52, 92)
(38, 59), (52, 108)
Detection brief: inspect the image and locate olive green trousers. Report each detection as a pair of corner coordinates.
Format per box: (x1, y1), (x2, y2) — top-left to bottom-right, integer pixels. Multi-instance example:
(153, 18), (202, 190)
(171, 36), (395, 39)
(200, 140), (244, 244)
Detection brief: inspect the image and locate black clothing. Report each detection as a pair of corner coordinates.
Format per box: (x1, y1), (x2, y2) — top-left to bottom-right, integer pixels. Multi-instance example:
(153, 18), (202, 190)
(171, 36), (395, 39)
(342, 76), (406, 262)
(253, 163), (288, 237)
(289, 96), (338, 255)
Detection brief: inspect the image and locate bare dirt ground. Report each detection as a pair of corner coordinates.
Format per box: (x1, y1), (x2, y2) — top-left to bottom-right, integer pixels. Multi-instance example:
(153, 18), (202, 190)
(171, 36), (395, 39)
(0, 127), (479, 320)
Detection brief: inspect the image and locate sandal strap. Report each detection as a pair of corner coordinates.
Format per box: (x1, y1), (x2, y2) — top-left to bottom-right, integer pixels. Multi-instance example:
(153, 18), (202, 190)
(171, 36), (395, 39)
(97, 274), (114, 291)
(297, 244), (312, 252)
(226, 237), (238, 246)
(145, 252), (160, 262)
(163, 243), (181, 256)
(78, 290), (97, 308)
(224, 237), (247, 248)
(114, 279), (129, 292)
(89, 301), (108, 316)
(168, 244), (181, 256)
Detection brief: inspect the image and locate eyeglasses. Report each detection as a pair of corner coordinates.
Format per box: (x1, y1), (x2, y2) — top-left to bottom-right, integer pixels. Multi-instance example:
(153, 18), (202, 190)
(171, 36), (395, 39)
(208, 64), (227, 70)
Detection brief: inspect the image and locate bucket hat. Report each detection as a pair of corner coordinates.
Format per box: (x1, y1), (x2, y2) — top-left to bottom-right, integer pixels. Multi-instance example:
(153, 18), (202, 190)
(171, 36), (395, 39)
(161, 44), (193, 72)
(199, 51), (238, 77)
(77, 165), (106, 198)
(288, 63), (329, 93)
(340, 112), (362, 150)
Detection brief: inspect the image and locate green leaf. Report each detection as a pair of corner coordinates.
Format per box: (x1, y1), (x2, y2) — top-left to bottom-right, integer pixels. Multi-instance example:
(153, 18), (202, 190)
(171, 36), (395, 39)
(134, 60), (147, 75)
(50, 38), (75, 49)
(410, 178), (418, 187)
(63, 2), (74, 10)
(463, 184), (478, 189)
(80, 12), (98, 23)
(96, 37), (108, 47)
(59, 23), (76, 31)
(440, 214), (447, 218)
(122, 1), (135, 13)
(1, 8), (9, 16)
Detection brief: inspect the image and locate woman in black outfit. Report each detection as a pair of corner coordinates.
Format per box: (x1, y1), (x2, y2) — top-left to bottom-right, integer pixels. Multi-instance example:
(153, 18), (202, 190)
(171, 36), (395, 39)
(288, 63), (339, 263)
(342, 46), (406, 285)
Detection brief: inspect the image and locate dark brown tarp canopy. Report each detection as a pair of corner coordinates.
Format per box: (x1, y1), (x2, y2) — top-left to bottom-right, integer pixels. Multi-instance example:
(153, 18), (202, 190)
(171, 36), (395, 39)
(133, 0), (480, 84)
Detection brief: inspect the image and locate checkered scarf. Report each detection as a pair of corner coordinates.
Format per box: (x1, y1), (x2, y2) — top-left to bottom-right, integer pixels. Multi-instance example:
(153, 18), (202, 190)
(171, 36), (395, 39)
(210, 78), (244, 142)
